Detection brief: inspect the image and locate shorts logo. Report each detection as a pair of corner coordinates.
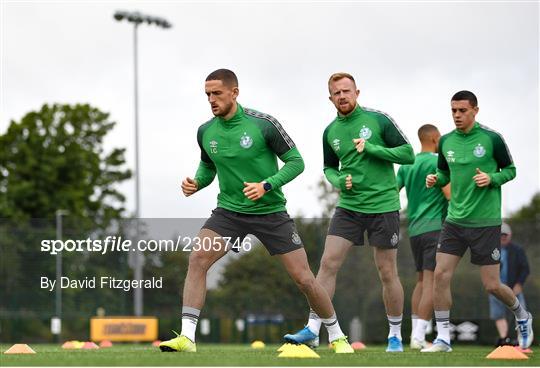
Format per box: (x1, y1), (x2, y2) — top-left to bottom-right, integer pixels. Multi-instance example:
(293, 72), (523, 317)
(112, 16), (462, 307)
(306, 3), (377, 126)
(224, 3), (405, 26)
(240, 133), (253, 149)
(209, 140), (218, 154)
(359, 125), (372, 140)
(447, 150), (455, 162)
(390, 233), (398, 246)
(292, 232), (302, 245)
(473, 144), (486, 158)
(332, 138), (341, 151)
(491, 248), (500, 261)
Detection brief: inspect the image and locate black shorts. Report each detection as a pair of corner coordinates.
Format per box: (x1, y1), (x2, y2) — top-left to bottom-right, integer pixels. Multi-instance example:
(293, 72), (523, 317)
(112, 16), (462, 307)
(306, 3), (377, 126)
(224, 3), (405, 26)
(438, 221), (501, 265)
(202, 207), (303, 256)
(327, 207), (400, 249)
(410, 231), (439, 272)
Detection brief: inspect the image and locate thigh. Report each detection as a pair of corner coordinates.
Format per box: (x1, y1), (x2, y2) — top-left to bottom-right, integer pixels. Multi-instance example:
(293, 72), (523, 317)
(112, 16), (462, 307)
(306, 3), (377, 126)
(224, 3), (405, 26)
(327, 207), (366, 246)
(202, 208), (247, 253)
(468, 226), (500, 265)
(366, 211), (400, 249)
(278, 247), (313, 281)
(320, 235), (354, 269)
(248, 211), (303, 256)
(189, 228), (231, 267)
(438, 221), (468, 258)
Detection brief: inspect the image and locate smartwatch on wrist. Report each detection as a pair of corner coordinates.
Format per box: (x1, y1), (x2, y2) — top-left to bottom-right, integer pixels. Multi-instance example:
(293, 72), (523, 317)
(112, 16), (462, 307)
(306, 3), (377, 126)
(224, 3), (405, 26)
(263, 181), (273, 192)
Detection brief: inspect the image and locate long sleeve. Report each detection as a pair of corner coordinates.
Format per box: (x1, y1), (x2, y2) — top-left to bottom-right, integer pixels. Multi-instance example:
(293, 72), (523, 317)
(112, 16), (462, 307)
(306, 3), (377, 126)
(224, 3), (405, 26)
(435, 139), (451, 187)
(323, 126), (346, 190)
(364, 141), (415, 164)
(490, 133), (517, 187)
(396, 165), (405, 191)
(194, 124), (216, 190)
(194, 160), (216, 190)
(265, 147), (305, 189)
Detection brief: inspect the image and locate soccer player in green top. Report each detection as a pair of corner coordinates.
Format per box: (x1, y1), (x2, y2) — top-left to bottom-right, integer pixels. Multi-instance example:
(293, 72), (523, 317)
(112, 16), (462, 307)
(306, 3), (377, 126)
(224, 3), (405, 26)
(285, 73), (415, 352)
(159, 69), (353, 354)
(422, 90), (533, 352)
(396, 124), (450, 349)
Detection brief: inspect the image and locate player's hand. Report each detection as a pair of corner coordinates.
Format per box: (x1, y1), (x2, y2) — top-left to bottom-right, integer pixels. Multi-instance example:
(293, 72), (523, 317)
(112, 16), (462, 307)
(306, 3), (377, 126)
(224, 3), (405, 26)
(181, 177), (198, 197)
(353, 138), (365, 153)
(426, 174), (438, 188)
(345, 174), (353, 190)
(243, 182), (265, 201)
(473, 168), (491, 187)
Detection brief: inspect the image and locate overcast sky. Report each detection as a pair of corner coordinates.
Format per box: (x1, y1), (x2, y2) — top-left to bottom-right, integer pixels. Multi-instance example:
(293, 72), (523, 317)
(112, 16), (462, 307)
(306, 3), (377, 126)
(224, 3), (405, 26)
(2, 1), (539, 219)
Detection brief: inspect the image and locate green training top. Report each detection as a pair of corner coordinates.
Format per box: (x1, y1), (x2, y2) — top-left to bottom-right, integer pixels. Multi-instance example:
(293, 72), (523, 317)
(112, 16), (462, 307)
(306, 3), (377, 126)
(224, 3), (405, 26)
(434, 122), (516, 227)
(193, 104), (304, 214)
(323, 105), (415, 213)
(397, 152), (448, 237)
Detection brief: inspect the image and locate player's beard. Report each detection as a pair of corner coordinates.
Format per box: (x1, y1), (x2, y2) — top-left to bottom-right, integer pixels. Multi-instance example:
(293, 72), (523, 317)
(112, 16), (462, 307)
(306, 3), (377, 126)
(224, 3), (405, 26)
(337, 100), (355, 115)
(213, 101), (234, 118)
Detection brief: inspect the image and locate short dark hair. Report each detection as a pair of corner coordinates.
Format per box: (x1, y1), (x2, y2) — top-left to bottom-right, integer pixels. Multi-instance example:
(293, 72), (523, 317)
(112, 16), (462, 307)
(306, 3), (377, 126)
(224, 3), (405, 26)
(451, 90), (478, 107)
(418, 124), (440, 143)
(206, 69), (238, 87)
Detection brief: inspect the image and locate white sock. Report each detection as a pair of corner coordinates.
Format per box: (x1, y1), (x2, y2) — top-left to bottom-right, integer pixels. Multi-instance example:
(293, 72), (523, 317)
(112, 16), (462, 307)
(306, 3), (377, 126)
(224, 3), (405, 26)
(411, 314), (419, 337)
(412, 319), (429, 341)
(509, 298), (529, 320)
(321, 313), (345, 342)
(387, 315), (402, 340)
(307, 308), (322, 335)
(180, 306), (200, 342)
(434, 310), (450, 344)
(426, 319), (433, 334)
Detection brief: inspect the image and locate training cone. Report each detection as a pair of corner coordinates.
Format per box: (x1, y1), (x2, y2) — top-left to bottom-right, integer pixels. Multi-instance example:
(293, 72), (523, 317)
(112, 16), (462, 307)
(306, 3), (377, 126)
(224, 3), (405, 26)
(351, 341), (366, 350)
(251, 340), (265, 349)
(278, 343), (320, 358)
(514, 346), (533, 354)
(61, 341), (76, 349)
(82, 342), (99, 349)
(486, 345), (528, 360)
(277, 343), (293, 352)
(99, 340), (113, 348)
(152, 340), (161, 347)
(3, 344), (36, 354)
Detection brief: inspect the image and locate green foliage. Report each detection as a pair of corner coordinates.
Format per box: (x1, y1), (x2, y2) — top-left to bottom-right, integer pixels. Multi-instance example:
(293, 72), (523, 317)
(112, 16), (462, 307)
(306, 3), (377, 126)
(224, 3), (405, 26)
(0, 103), (132, 341)
(0, 103), (131, 227)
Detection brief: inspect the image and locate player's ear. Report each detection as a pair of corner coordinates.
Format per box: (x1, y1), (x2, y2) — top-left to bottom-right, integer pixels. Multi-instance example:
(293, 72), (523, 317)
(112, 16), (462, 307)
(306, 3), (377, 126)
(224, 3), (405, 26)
(355, 89), (360, 98)
(232, 87), (239, 99)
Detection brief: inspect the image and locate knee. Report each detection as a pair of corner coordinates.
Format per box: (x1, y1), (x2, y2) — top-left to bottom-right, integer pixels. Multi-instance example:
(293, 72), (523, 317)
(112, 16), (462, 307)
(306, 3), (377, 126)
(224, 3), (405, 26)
(433, 267), (451, 286)
(377, 264), (396, 285)
(319, 256), (341, 276)
(188, 251), (213, 271)
(483, 280), (501, 295)
(293, 273), (317, 295)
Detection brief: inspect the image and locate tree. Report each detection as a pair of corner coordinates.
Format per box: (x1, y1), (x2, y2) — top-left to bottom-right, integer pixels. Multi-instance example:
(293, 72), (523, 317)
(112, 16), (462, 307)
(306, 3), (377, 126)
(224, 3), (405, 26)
(0, 103), (131, 226)
(0, 103), (132, 341)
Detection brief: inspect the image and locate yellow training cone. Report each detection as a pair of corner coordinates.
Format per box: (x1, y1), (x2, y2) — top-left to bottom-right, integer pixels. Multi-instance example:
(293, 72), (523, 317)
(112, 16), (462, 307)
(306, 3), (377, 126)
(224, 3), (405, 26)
(278, 344), (320, 358)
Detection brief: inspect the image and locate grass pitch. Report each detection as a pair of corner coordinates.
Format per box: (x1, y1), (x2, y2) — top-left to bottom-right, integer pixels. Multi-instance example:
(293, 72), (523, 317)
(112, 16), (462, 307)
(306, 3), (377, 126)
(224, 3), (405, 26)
(0, 343), (537, 366)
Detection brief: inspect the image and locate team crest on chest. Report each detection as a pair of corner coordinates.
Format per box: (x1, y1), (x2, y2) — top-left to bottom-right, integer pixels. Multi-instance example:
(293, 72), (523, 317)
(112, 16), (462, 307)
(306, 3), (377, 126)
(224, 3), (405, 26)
(332, 138), (341, 151)
(359, 125), (372, 139)
(473, 144), (486, 158)
(240, 132), (253, 149)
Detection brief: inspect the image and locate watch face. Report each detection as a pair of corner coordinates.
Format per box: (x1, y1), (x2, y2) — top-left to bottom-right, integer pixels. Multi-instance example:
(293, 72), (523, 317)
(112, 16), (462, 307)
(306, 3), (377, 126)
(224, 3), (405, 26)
(264, 182), (272, 191)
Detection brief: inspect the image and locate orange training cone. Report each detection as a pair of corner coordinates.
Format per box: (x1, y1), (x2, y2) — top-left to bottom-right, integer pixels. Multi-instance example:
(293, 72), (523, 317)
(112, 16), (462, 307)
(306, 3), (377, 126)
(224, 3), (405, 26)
(486, 345), (528, 360)
(152, 340), (162, 347)
(351, 341), (366, 350)
(99, 340), (113, 348)
(3, 344), (36, 354)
